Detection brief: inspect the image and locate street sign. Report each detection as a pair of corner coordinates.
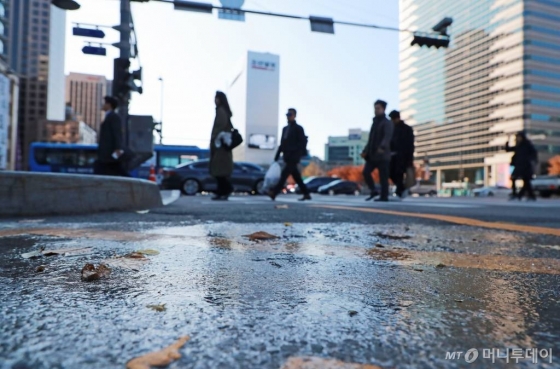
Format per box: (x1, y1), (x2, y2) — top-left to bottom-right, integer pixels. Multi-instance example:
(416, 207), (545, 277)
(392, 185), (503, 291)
(73, 27), (105, 38)
(310, 16), (335, 34)
(82, 46), (107, 56)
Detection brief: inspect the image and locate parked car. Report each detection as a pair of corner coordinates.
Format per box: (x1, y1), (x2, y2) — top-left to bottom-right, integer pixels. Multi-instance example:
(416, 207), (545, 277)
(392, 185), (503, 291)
(409, 180), (437, 197)
(472, 185), (511, 197)
(532, 175), (560, 198)
(161, 160), (265, 195)
(291, 176), (339, 194)
(318, 180), (361, 195)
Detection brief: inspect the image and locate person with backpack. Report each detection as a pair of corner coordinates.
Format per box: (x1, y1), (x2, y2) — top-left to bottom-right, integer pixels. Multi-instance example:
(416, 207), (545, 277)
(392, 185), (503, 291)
(267, 108), (311, 201)
(210, 91), (234, 201)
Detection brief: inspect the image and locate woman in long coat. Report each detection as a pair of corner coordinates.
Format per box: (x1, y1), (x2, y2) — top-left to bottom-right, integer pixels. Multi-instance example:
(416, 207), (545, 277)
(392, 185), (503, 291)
(506, 131), (537, 201)
(210, 91), (234, 200)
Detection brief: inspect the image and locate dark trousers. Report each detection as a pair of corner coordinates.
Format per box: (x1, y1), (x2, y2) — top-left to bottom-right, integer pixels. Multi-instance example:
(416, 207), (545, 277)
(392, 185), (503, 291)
(390, 159), (406, 197)
(94, 161), (129, 177)
(273, 162), (309, 195)
(215, 176), (233, 196)
(363, 160), (390, 200)
(518, 176), (535, 199)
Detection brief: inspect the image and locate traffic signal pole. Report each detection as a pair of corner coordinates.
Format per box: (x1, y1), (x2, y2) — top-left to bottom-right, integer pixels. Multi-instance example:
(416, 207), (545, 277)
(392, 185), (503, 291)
(118, 0), (132, 145)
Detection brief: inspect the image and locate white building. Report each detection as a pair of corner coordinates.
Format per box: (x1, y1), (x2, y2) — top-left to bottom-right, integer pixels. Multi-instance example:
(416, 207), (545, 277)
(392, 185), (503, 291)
(324, 128), (369, 165)
(227, 51), (280, 165)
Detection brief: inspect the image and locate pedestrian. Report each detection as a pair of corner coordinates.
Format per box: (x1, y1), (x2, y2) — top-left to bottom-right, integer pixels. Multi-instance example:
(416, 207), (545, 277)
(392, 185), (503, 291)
(267, 108), (311, 201)
(94, 96), (128, 177)
(361, 100), (394, 202)
(506, 131), (537, 201)
(388, 110), (415, 198)
(210, 91), (234, 201)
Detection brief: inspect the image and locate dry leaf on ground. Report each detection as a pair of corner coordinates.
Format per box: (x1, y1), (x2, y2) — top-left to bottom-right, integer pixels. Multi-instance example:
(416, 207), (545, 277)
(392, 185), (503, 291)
(136, 249), (160, 255)
(35, 265), (46, 273)
(124, 252), (147, 259)
(284, 222), (293, 227)
(81, 263), (111, 282)
(147, 304), (166, 312)
(243, 231), (279, 241)
(42, 247), (93, 257)
(21, 250), (43, 259)
(126, 336), (190, 369)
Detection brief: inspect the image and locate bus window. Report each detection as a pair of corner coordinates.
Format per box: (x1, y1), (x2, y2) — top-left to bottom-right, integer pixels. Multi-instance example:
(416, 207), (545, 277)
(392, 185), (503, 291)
(158, 153), (180, 168)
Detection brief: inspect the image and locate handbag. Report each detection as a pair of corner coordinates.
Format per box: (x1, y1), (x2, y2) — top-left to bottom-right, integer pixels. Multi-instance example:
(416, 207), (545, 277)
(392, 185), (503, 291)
(227, 119), (243, 151)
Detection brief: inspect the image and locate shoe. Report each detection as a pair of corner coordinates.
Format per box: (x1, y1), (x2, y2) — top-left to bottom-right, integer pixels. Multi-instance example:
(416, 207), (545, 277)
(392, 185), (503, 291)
(267, 191), (276, 201)
(374, 197), (389, 202)
(211, 195), (227, 201)
(365, 194), (376, 201)
(401, 189), (409, 199)
(527, 196), (537, 202)
(298, 194), (312, 201)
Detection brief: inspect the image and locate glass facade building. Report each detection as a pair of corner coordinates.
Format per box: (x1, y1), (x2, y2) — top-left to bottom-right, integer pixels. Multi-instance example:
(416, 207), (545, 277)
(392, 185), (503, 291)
(400, 0), (560, 186)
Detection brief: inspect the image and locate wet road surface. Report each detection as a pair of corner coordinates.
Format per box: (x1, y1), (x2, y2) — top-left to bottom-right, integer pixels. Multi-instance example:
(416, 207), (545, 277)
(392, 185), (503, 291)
(1, 195), (560, 369)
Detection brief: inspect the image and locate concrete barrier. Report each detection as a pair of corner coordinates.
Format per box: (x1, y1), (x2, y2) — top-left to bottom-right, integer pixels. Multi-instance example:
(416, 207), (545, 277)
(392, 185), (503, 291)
(0, 171), (163, 216)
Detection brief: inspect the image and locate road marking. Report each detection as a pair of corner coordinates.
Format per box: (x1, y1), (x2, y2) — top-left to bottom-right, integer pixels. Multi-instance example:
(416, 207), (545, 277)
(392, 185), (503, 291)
(312, 205), (560, 237)
(281, 357), (383, 369)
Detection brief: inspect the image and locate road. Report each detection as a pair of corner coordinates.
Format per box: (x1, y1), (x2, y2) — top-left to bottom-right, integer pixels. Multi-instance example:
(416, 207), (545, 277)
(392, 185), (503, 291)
(1, 194), (559, 369)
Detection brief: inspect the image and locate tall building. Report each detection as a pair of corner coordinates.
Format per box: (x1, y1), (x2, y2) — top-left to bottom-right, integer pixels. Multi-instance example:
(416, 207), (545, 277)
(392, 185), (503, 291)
(324, 129), (369, 165)
(65, 72), (109, 133)
(7, 0), (66, 169)
(400, 0), (560, 187)
(227, 51), (280, 165)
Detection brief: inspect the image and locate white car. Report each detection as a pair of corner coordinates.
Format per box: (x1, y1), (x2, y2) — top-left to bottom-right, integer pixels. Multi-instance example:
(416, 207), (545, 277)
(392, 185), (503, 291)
(472, 185), (511, 197)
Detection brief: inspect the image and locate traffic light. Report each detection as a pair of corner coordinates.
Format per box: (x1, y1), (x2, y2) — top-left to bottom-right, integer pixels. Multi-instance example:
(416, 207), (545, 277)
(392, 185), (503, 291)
(410, 33), (450, 49)
(112, 58), (143, 99)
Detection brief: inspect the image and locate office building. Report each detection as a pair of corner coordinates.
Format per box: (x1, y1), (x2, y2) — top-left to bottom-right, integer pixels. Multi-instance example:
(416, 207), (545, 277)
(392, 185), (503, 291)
(7, 0), (66, 169)
(400, 0), (560, 187)
(66, 72), (110, 133)
(38, 119), (97, 145)
(227, 51), (280, 165)
(324, 129), (369, 165)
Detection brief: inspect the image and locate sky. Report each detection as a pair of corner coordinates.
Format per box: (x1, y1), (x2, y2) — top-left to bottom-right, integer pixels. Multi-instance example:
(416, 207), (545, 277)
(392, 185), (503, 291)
(64, 0), (400, 159)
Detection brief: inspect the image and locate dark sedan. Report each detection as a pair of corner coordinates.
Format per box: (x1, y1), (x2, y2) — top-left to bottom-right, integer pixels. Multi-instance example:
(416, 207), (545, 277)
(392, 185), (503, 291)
(291, 176), (339, 194)
(317, 180), (362, 195)
(161, 160), (265, 195)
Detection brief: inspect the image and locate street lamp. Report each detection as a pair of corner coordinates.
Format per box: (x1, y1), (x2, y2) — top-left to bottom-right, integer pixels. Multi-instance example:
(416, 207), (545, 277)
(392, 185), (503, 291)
(51, 0), (81, 10)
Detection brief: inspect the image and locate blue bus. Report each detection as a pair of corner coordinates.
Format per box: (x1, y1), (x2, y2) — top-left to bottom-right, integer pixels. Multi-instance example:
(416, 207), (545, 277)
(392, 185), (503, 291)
(29, 142), (210, 180)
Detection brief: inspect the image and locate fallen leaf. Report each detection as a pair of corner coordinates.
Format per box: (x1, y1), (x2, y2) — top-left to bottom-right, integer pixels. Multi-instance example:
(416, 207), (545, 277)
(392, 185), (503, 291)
(21, 250), (43, 259)
(243, 231), (279, 241)
(374, 232), (411, 240)
(42, 247), (93, 257)
(35, 265), (46, 273)
(147, 304), (166, 312)
(126, 336), (190, 369)
(275, 204), (289, 209)
(413, 268), (424, 272)
(348, 310), (358, 317)
(136, 249), (160, 255)
(81, 263), (111, 282)
(18, 219), (45, 223)
(102, 256), (149, 271)
(284, 222), (293, 227)
(455, 299), (464, 303)
(436, 263), (446, 268)
(375, 243), (385, 248)
(124, 252), (147, 259)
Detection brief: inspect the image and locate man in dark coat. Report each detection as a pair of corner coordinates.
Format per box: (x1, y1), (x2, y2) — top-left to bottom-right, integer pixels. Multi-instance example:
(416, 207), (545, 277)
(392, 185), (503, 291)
(361, 100), (394, 202)
(506, 131), (537, 201)
(94, 96), (128, 176)
(268, 108), (311, 201)
(388, 110), (415, 198)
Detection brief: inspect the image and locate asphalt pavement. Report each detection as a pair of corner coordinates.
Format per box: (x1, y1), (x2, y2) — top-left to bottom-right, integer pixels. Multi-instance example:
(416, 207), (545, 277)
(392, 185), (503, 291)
(1, 194), (559, 369)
